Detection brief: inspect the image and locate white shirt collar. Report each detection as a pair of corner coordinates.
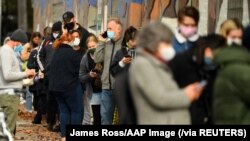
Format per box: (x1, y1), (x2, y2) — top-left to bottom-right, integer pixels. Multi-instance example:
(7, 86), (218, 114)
(175, 30), (199, 43)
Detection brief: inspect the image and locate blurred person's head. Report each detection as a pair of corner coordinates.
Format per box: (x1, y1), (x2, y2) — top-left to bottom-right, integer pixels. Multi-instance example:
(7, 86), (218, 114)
(243, 25), (250, 50)
(219, 18), (244, 46)
(30, 32), (42, 48)
(107, 18), (123, 41)
(177, 6), (199, 38)
(122, 26), (138, 49)
(194, 34), (226, 69)
(62, 11), (77, 31)
(138, 22), (175, 62)
(52, 21), (62, 40)
(43, 26), (52, 39)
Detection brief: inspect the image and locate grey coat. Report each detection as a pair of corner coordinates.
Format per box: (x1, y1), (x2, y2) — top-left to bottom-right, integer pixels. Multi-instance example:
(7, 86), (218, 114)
(129, 48), (191, 124)
(94, 39), (122, 89)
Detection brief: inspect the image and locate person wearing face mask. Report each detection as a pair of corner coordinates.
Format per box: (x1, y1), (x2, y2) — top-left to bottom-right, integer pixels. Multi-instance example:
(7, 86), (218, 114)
(173, 6), (200, 54)
(20, 32), (42, 116)
(79, 34), (102, 125)
(94, 18), (123, 125)
(213, 42), (250, 124)
(129, 22), (203, 124)
(169, 34), (226, 125)
(219, 18), (244, 47)
(110, 26), (138, 77)
(62, 11), (90, 54)
(0, 29), (35, 136)
(49, 32), (83, 141)
(37, 21), (62, 132)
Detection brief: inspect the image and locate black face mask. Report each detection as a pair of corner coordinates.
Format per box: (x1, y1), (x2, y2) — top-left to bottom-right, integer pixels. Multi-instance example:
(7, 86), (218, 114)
(64, 22), (75, 31)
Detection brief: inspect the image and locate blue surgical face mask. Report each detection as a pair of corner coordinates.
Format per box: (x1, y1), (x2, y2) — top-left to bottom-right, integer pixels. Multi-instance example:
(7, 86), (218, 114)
(107, 31), (115, 39)
(14, 44), (23, 53)
(204, 57), (216, 70)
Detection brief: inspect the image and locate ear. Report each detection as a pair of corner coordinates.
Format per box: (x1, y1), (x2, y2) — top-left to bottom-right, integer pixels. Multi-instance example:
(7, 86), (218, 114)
(204, 47), (213, 58)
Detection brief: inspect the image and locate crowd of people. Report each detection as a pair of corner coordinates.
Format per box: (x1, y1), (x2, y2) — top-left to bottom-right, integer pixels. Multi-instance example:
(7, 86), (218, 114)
(0, 6), (250, 141)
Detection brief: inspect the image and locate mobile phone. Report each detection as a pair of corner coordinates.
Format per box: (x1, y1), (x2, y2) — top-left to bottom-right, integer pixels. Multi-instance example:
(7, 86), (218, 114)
(124, 55), (132, 58)
(198, 80), (207, 88)
(102, 31), (108, 38)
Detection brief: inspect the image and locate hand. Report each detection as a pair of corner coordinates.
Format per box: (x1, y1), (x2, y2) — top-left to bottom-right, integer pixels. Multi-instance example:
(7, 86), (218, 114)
(25, 69), (36, 78)
(122, 57), (132, 65)
(38, 70), (44, 79)
(184, 82), (203, 102)
(89, 71), (97, 78)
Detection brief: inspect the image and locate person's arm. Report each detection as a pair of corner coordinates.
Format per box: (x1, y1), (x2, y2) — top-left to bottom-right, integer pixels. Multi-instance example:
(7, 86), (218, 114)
(79, 55), (93, 83)
(0, 50), (26, 81)
(130, 58), (191, 109)
(37, 40), (46, 72)
(21, 43), (31, 61)
(93, 42), (106, 63)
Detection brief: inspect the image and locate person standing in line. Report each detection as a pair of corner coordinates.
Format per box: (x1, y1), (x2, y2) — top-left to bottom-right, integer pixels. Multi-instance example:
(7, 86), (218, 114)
(129, 22), (203, 124)
(94, 18), (123, 125)
(62, 11), (90, 54)
(79, 34), (102, 125)
(0, 29), (35, 135)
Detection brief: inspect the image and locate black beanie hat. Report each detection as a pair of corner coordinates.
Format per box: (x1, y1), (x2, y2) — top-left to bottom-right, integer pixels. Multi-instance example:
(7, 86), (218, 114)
(52, 21), (62, 32)
(10, 29), (28, 44)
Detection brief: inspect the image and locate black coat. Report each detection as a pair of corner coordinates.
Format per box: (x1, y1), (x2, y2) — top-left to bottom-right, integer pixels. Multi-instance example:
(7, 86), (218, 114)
(49, 44), (82, 92)
(110, 47), (130, 77)
(168, 49), (215, 125)
(77, 24), (90, 55)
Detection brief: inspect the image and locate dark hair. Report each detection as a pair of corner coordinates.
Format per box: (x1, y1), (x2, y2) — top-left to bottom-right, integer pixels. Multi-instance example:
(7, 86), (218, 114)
(194, 34), (226, 65)
(138, 22), (173, 53)
(30, 32), (42, 46)
(178, 6), (200, 25)
(122, 26), (138, 47)
(70, 30), (82, 38)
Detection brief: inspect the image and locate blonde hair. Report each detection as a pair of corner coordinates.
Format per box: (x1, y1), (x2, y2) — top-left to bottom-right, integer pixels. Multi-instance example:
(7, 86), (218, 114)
(86, 33), (98, 45)
(219, 18), (243, 38)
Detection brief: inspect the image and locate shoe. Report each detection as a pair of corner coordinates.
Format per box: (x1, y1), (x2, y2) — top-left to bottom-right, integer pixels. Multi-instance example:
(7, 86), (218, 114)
(47, 124), (53, 131)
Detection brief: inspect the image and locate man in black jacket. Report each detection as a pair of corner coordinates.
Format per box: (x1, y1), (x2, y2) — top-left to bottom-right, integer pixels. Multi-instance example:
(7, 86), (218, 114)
(62, 11), (90, 54)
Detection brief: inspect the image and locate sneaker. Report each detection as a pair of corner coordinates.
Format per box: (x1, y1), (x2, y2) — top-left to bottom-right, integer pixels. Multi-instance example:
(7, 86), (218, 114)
(52, 125), (60, 132)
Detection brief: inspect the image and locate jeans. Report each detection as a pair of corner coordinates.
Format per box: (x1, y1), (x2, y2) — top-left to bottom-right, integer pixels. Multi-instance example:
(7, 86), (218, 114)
(101, 89), (115, 125)
(25, 87), (33, 112)
(54, 83), (84, 137)
(82, 91), (91, 125)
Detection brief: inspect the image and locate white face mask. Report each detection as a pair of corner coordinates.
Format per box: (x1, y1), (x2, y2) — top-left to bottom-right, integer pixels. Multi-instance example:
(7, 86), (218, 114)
(53, 33), (59, 39)
(159, 46), (176, 61)
(227, 38), (242, 46)
(73, 38), (80, 46)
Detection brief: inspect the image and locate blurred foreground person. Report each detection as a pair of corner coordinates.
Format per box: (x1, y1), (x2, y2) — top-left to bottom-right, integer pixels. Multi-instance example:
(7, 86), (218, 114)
(213, 44), (250, 124)
(129, 22), (202, 124)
